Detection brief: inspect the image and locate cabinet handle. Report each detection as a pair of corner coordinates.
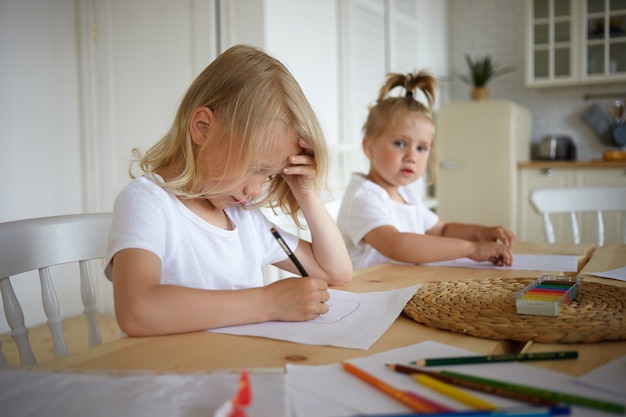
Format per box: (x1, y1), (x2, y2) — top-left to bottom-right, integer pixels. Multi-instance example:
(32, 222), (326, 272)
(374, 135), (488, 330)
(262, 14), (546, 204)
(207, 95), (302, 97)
(541, 168), (553, 176)
(440, 161), (463, 170)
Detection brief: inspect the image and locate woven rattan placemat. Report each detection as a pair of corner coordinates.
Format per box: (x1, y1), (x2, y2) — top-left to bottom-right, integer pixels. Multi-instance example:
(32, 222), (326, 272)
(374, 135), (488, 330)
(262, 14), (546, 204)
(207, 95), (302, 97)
(403, 277), (626, 343)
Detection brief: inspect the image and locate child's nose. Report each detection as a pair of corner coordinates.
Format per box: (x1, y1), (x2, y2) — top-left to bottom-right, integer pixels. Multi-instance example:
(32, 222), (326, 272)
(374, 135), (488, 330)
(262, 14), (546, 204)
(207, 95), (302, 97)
(245, 178), (265, 199)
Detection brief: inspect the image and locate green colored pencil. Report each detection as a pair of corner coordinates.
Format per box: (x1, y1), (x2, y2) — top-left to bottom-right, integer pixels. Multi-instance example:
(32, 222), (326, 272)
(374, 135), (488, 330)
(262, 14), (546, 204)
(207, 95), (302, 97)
(440, 369), (625, 415)
(387, 364), (558, 406)
(412, 351), (579, 367)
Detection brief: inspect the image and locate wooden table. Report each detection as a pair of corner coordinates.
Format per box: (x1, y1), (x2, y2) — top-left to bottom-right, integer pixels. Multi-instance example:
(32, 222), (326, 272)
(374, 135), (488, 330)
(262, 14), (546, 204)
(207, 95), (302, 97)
(37, 241), (622, 376)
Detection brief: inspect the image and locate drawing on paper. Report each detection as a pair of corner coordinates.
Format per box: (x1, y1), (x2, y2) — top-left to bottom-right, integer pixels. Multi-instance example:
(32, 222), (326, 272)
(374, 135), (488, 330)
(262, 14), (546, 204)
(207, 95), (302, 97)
(311, 297), (360, 324)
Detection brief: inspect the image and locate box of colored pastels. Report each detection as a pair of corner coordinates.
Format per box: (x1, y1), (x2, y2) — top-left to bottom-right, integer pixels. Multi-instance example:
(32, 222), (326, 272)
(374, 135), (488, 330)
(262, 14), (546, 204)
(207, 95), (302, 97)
(513, 275), (583, 317)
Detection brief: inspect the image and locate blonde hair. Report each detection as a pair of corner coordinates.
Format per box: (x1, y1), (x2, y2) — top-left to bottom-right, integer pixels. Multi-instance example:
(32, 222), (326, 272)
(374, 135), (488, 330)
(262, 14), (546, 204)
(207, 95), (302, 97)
(131, 44), (328, 226)
(362, 70), (438, 183)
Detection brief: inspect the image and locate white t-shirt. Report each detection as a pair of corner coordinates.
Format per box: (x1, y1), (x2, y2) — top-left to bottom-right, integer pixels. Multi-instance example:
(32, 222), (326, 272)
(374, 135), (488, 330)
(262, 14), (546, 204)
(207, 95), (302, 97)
(336, 173), (439, 270)
(105, 174), (298, 290)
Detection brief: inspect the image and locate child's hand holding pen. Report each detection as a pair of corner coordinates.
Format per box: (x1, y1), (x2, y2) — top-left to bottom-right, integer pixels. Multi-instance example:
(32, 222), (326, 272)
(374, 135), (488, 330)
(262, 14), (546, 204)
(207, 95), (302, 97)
(263, 277), (330, 321)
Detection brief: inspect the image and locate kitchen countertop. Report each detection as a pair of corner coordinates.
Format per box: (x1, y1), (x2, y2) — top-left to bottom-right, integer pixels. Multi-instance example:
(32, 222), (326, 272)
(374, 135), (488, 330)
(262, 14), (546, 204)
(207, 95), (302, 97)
(518, 160), (626, 168)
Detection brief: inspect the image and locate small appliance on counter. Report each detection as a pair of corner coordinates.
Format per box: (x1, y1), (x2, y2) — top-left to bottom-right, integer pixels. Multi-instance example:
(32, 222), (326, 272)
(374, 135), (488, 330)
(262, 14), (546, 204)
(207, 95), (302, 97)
(537, 135), (577, 160)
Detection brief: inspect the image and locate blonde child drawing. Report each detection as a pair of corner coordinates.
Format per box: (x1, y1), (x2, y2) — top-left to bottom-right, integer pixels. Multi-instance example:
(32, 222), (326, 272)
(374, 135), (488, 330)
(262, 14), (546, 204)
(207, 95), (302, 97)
(336, 71), (514, 270)
(105, 45), (352, 336)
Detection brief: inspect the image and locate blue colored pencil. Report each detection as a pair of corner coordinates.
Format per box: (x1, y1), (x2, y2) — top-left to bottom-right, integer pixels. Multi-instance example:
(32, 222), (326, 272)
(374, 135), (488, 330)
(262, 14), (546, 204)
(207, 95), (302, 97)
(344, 405), (571, 416)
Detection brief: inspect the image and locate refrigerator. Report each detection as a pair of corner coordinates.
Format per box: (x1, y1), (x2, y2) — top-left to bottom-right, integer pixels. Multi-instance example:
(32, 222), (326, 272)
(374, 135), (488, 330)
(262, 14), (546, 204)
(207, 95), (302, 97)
(434, 100), (532, 234)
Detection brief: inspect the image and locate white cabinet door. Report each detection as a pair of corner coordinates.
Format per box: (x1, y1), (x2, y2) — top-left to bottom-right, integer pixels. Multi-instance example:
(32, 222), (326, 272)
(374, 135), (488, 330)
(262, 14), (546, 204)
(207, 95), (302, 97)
(525, 0), (626, 86)
(525, 0), (578, 86)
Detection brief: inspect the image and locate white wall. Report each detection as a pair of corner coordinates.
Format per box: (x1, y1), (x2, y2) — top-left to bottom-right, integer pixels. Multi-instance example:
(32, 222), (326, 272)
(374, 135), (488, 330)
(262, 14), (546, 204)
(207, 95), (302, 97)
(264, 0), (340, 146)
(220, 0), (340, 146)
(0, 0), (84, 223)
(0, 0), (87, 334)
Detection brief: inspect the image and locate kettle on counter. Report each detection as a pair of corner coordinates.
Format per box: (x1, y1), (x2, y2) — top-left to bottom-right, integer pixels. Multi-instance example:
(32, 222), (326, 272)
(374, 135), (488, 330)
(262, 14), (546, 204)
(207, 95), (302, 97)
(537, 135), (577, 160)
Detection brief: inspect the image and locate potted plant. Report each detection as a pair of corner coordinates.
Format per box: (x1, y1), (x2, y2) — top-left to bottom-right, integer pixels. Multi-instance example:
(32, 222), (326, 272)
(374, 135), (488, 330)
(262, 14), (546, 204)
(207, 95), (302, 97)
(458, 54), (514, 100)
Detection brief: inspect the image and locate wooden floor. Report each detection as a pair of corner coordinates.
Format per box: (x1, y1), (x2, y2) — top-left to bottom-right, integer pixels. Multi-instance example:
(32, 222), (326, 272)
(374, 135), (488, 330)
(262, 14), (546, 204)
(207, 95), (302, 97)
(0, 315), (121, 367)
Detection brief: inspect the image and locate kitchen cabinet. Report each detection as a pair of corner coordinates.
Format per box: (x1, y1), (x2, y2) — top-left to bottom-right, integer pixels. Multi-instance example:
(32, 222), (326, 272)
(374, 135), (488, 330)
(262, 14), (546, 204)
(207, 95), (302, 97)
(517, 162), (626, 244)
(525, 0), (626, 86)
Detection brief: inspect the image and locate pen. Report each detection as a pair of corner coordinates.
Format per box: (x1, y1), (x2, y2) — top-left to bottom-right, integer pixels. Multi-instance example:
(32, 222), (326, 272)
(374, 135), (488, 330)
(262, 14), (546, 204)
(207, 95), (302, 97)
(341, 362), (446, 413)
(270, 227), (308, 277)
(411, 351), (578, 366)
(386, 364), (559, 406)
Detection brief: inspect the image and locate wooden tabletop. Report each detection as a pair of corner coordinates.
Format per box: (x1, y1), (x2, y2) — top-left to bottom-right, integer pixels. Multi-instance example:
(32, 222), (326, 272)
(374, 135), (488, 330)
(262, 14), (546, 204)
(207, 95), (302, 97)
(36, 241), (625, 376)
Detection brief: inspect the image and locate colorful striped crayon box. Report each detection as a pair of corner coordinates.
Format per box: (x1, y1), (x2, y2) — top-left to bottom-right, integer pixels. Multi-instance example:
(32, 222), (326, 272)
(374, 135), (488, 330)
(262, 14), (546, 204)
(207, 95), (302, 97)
(513, 275), (583, 317)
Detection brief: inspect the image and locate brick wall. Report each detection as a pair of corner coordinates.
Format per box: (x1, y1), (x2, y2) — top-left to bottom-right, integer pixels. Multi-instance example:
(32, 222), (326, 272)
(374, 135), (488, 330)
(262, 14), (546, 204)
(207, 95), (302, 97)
(446, 0), (623, 160)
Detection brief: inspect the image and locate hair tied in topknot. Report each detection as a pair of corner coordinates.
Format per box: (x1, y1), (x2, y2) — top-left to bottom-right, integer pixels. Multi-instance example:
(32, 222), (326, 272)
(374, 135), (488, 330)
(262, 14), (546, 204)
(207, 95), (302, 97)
(405, 90), (413, 98)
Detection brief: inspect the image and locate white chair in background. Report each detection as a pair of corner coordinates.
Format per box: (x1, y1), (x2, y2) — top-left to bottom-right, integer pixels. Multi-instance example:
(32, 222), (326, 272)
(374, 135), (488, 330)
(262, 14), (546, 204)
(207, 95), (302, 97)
(0, 213), (112, 367)
(529, 186), (626, 247)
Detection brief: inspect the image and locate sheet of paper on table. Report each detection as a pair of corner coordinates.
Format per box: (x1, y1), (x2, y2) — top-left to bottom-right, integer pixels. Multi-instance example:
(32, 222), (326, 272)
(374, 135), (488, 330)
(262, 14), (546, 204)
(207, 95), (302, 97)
(424, 253), (579, 272)
(585, 266), (626, 282)
(286, 340), (625, 417)
(210, 285), (421, 350)
(573, 353), (626, 397)
(0, 370), (286, 417)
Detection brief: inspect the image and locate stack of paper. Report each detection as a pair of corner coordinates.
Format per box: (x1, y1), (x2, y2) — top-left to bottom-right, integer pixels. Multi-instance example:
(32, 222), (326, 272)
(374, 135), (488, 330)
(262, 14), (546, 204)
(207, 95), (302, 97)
(287, 341), (626, 417)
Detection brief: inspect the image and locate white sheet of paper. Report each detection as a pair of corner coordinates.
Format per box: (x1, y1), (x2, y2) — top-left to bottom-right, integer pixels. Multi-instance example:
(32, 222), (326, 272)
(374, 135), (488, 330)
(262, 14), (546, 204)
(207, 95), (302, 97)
(287, 341), (626, 417)
(585, 266), (626, 282)
(424, 253), (578, 272)
(0, 370), (286, 417)
(210, 285), (421, 350)
(573, 354), (626, 398)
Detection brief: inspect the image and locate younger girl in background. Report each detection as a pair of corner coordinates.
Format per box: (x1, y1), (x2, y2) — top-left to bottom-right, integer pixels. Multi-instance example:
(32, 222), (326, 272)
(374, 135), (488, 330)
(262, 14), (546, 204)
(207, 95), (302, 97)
(336, 71), (515, 270)
(105, 45), (352, 336)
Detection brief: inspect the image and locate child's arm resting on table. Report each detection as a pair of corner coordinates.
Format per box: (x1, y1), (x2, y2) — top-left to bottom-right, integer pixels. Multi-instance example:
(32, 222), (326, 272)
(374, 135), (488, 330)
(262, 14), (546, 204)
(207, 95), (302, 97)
(431, 221), (516, 247)
(112, 248), (331, 336)
(364, 222), (513, 266)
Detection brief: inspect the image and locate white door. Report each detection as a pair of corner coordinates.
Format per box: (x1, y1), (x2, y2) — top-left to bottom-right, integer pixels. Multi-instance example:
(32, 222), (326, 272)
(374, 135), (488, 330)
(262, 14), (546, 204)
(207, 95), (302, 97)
(80, 0), (218, 214)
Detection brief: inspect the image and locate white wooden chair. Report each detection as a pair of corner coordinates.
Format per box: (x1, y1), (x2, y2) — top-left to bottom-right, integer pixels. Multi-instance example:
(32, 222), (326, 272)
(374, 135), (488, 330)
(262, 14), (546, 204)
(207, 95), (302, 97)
(529, 187), (626, 247)
(0, 213), (112, 367)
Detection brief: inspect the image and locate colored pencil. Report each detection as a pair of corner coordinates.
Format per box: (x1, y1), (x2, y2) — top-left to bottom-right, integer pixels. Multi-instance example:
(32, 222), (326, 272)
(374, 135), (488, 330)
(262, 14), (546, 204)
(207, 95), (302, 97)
(412, 351), (578, 367)
(414, 374), (498, 410)
(344, 405), (571, 417)
(341, 362), (447, 413)
(386, 364), (559, 406)
(270, 227), (308, 276)
(440, 369), (625, 415)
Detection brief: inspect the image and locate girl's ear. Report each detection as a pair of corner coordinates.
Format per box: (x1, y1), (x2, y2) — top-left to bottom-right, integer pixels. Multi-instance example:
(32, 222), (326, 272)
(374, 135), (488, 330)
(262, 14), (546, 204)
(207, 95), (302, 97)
(189, 107), (215, 145)
(362, 136), (374, 159)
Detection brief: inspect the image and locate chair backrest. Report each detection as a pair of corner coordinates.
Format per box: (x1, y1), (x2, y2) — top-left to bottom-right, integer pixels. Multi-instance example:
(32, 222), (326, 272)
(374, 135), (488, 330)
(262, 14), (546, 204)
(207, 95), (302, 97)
(529, 187), (626, 247)
(0, 213), (112, 367)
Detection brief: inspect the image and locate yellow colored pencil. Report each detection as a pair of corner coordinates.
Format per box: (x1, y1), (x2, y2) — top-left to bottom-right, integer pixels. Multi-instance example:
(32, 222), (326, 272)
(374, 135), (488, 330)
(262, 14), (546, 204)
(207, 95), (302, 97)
(413, 373), (498, 410)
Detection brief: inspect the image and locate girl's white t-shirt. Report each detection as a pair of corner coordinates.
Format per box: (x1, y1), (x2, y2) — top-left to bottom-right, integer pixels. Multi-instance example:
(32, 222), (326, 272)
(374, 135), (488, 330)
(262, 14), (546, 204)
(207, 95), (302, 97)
(105, 174), (298, 289)
(336, 173), (439, 270)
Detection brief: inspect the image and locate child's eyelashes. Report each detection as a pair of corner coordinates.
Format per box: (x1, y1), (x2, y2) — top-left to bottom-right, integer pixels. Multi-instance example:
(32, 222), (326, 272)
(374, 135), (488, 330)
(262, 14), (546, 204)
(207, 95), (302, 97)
(391, 140), (429, 153)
